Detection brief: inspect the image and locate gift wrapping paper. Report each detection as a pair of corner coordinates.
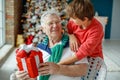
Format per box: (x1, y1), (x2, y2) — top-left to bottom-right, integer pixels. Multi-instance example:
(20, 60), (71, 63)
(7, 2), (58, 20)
(16, 45), (43, 78)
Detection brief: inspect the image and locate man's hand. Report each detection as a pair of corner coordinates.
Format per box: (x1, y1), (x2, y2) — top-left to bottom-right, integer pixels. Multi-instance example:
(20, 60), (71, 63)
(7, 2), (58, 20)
(15, 71), (36, 80)
(38, 62), (60, 75)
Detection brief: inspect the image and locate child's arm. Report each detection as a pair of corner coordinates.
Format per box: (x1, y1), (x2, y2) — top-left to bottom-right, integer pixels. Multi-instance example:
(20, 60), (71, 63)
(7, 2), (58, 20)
(68, 34), (80, 52)
(58, 54), (78, 65)
(58, 34), (80, 65)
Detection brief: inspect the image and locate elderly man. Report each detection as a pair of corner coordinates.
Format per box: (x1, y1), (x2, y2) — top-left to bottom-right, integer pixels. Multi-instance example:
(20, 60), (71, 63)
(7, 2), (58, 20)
(13, 10), (88, 80)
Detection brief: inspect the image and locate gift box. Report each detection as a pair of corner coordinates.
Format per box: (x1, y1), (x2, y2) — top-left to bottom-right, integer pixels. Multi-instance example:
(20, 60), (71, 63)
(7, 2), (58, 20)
(25, 35), (34, 45)
(16, 44), (43, 78)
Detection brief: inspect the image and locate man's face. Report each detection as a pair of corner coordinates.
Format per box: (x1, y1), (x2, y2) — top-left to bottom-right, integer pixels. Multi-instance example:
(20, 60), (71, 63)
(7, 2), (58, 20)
(43, 14), (62, 38)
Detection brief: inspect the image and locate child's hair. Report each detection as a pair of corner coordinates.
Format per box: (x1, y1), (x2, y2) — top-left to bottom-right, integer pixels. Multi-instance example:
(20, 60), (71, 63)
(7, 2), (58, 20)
(66, 0), (95, 21)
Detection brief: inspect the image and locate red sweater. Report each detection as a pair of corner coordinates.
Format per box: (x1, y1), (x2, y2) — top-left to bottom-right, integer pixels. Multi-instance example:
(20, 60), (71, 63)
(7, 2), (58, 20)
(67, 18), (104, 60)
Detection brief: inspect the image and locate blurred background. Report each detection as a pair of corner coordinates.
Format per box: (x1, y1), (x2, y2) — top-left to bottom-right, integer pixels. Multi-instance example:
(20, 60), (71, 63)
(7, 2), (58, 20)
(0, 0), (120, 80)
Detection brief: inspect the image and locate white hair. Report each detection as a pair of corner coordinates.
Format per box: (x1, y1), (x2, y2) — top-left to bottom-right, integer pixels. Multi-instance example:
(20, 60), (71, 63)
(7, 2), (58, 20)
(40, 10), (60, 27)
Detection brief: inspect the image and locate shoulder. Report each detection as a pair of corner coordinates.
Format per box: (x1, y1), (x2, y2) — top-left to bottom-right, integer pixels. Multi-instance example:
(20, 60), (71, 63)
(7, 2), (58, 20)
(87, 18), (104, 36)
(37, 43), (51, 62)
(37, 43), (51, 54)
(60, 47), (74, 61)
(91, 18), (103, 31)
(62, 48), (88, 64)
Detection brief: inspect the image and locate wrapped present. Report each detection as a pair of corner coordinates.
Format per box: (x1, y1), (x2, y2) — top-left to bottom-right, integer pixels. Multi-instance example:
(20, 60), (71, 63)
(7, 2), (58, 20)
(25, 35), (34, 45)
(16, 44), (43, 78)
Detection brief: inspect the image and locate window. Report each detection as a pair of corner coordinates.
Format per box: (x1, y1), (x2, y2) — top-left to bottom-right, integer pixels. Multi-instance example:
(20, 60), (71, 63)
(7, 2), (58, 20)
(0, 0), (5, 48)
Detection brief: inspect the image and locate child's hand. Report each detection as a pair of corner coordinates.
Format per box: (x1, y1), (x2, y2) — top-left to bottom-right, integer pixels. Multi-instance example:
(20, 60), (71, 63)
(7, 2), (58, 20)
(69, 34), (79, 52)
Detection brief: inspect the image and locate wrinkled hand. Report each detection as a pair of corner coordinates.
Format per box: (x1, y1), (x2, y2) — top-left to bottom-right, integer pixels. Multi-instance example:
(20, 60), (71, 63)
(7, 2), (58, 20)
(38, 62), (60, 75)
(15, 71), (35, 80)
(69, 34), (79, 52)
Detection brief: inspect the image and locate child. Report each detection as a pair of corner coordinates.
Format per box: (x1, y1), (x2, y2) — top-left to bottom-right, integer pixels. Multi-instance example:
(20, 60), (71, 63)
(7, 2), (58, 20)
(58, 0), (104, 65)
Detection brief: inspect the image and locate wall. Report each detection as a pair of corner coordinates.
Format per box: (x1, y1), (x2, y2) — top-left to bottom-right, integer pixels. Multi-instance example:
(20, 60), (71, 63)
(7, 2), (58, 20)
(91, 0), (113, 39)
(111, 0), (120, 40)
(5, 0), (15, 45)
(5, 0), (23, 46)
(14, 0), (23, 45)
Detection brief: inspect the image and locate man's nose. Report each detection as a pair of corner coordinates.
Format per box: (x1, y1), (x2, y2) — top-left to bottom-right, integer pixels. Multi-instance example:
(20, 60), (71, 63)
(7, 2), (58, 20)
(52, 23), (57, 27)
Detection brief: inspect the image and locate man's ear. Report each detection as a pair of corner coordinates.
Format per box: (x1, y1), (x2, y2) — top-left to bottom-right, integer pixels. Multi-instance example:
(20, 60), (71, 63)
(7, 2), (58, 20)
(41, 26), (46, 33)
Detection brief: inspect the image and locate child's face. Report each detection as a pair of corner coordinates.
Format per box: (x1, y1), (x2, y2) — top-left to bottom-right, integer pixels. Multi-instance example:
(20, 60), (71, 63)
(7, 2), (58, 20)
(70, 17), (90, 29)
(70, 18), (84, 26)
